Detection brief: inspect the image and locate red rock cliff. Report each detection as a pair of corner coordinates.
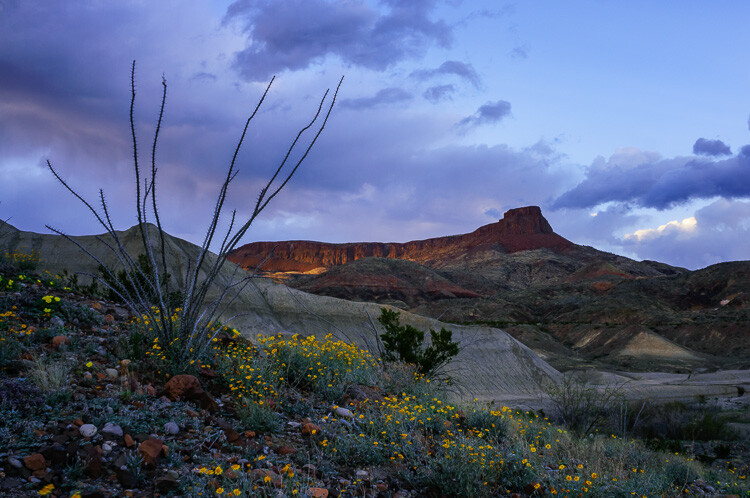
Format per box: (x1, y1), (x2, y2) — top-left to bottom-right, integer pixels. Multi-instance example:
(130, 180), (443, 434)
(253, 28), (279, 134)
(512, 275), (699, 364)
(227, 206), (572, 272)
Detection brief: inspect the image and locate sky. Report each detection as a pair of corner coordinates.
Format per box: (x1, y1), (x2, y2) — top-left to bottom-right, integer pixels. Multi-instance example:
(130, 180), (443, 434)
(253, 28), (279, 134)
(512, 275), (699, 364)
(1, 0), (749, 270)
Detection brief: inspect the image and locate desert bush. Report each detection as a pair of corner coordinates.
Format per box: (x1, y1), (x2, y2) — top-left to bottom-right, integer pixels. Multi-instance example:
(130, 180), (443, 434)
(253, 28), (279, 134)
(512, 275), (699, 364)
(377, 308), (459, 379)
(27, 354), (70, 392)
(544, 372), (625, 435)
(257, 333), (380, 402)
(637, 401), (738, 443)
(98, 253), (183, 308)
(46, 61), (341, 375)
(237, 398), (281, 434)
(2, 249), (40, 271)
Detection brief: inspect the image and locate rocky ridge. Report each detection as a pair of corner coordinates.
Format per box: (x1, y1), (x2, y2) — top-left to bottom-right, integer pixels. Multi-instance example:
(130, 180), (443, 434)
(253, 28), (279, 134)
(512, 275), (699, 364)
(227, 206), (573, 273)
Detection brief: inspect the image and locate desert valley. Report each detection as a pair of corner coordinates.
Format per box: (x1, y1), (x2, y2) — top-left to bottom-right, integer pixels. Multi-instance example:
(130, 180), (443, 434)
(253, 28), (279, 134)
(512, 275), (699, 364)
(1, 206), (748, 496)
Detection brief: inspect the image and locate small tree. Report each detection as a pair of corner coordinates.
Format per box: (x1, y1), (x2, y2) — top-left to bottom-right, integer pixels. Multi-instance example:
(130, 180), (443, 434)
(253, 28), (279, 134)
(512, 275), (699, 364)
(377, 308), (459, 379)
(46, 61), (342, 374)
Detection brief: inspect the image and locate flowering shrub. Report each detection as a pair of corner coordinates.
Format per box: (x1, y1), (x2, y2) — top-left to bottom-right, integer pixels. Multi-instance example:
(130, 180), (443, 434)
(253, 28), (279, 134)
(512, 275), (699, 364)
(3, 249), (40, 271)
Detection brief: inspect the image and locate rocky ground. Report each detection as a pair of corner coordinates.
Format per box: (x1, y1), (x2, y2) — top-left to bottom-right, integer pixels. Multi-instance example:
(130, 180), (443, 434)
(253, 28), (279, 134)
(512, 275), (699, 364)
(0, 268), (422, 497)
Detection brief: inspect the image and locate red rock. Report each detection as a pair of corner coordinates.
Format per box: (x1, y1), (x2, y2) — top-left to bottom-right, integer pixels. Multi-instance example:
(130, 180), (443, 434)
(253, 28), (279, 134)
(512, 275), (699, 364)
(276, 445), (297, 455)
(307, 488), (329, 498)
(139, 438), (164, 465)
(191, 390), (220, 412)
(524, 482), (545, 495)
(104, 314), (115, 322)
(51, 335), (69, 350)
(227, 206), (571, 272)
(301, 423), (321, 436)
(252, 468), (277, 480)
(84, 454), (103, 477)
(592, 281), (614, 292)
(23, 453), (46, 471)
(164, 375), (202, 401)
(162, 375), (220, 411)
(124, 434), (135, 448)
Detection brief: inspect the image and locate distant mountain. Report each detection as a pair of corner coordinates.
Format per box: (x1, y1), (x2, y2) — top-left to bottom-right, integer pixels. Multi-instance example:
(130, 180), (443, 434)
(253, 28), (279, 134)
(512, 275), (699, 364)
(227, 206), (573, 271)
(228, 207), (750, 372)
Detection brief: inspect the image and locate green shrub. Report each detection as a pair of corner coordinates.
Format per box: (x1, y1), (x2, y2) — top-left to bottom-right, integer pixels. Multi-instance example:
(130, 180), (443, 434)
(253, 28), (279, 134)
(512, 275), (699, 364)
(98, 254), (183, 308)
(238, 398), (281, 435)
(377, 308), (459, 379)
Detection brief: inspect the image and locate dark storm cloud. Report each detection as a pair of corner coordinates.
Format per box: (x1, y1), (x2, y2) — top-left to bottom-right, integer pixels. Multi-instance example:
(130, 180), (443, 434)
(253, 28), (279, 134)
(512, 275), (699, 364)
(225, 0), (452, 81)
(340, 87), (412, 109)
(458, 100), (511, 127)
(423, 84), (455, 103)
(410, 60), (481, 88)
(693, 138), (731, 156)
(552, 145), (750, 210)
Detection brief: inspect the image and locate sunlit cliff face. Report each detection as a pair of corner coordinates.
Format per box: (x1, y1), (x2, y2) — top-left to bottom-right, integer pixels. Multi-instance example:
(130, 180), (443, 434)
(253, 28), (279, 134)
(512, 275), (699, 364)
(227, 206), (573, 274)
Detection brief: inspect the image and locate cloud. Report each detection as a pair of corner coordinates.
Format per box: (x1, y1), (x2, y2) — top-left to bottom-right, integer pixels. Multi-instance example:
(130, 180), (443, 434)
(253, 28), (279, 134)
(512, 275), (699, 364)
(693, 138), (731, 156)
(484, 207), (501, 219)
(458, 100), (512, 128)
(225, 0), (452, 81)
(624, 217), (697, 242)
(620, 199), (750, 269)
(552, 141), (750, 210)
(340, 87), (412, 109)
(509, 45), (528, 59)
(410, 60), (481, 88)
(423, 84), (455, 103)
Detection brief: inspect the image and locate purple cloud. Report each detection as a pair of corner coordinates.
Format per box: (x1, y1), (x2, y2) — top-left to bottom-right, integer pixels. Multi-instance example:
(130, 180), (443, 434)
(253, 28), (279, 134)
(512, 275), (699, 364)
(552, 143), (750, 210)
(423, 84), (455, 103)
(225, 0), (452, 81)
(693, 138), (731, 156)
(340, 87), (412, 109)
(458, 100), (512, 127)
(411, 60), (481, 88)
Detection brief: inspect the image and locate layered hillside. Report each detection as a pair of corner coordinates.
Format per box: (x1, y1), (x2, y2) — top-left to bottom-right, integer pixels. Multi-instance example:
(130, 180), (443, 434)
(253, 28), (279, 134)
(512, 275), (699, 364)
(227, 206), (573, 272)
(227, 207), (750, 372)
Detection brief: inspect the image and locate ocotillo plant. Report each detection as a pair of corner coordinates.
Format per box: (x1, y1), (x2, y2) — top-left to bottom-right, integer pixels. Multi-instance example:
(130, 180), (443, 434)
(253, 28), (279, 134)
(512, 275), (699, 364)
(46, 61), (342, 374)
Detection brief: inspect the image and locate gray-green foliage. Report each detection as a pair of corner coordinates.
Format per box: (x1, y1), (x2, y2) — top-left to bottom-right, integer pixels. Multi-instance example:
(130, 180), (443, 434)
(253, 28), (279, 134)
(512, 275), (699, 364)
(377, 308), (459, 378)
